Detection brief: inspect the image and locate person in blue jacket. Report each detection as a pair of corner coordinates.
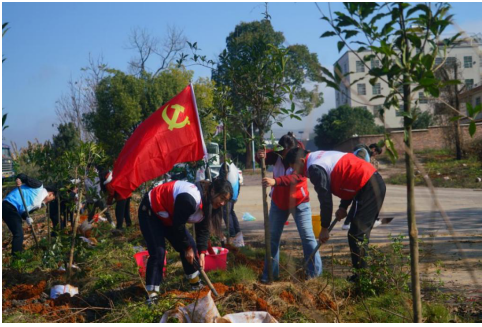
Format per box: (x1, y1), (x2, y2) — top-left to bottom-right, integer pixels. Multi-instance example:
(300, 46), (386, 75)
(2, 174), (56, 254)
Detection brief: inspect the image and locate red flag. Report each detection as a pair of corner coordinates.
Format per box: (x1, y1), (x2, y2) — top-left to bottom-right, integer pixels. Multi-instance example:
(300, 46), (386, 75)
(111, 84), (207, 199)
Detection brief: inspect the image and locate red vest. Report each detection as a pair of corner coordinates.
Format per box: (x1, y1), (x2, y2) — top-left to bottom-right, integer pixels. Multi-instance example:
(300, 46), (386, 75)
(148, 181), (203, 226)
(271, 156), (309, 210)
(305, 151), (376, 200)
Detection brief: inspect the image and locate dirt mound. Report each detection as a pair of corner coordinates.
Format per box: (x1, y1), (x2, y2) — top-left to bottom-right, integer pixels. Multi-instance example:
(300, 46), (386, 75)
(3, 281), (46, 300)
(317, 292), (337, 310)
(162, 282), (231, 300)
(224, 244), (264, 273)
(280, 290), (295, 304)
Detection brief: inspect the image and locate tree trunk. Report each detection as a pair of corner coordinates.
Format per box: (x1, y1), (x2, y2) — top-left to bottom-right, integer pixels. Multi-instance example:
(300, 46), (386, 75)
(68, 177), (83, 280)
(223, 120), (230, 245)
(260, 146), (272, 283)
(454, 63), (463, 160)
(404, 86), (423, 323)
(245, 140), (253, 170)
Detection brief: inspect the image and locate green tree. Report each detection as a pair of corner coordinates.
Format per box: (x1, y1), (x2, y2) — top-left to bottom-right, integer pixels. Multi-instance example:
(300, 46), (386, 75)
(411, 108), (434, 130)
(314, 105), (384, 149)
(52, 122), (81, 158)
(212, 20), (324, 167)
(319, 2), (466, 321)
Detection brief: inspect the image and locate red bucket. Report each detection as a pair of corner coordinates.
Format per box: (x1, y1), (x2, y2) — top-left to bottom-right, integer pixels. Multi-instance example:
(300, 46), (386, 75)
(204, 247), (229, 272)
(134, 250), (167, 277)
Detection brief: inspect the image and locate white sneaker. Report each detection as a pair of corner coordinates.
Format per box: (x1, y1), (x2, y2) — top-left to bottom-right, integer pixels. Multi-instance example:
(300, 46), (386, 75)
(373, 220), (382, 228)
(342, 223), (351, 230)
(111, 222), (116, 228)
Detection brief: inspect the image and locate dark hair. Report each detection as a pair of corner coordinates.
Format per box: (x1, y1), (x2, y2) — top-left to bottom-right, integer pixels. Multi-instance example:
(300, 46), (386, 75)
(369, 143), (383, 155)
(197, 178), (233, 237)
(285, 148), (310, 165)
(45, 184), (57, 193)
(278, 132), (298, 151)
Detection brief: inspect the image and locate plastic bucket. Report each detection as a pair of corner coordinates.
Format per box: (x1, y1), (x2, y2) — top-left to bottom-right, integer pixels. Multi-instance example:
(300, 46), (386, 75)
(312, 215), (321, 238)
(134, 250), (167, 278)
(204, 247), (229, 272)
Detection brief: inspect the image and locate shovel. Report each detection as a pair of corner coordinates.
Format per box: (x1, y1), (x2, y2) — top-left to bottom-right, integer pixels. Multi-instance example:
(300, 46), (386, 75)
(193, 259), (219, 298)
(303, 216), (394, 270)
(17, 186), (39, 248)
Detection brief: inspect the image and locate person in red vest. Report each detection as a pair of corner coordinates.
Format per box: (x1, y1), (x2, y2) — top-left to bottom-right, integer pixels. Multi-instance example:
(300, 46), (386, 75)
(138, 178), (232, 303)
(257, 132), (321, 283)
(285, 148), (386, 281)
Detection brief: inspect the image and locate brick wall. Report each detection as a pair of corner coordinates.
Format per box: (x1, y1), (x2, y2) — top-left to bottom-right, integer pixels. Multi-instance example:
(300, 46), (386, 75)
(334, 123), (482, 154)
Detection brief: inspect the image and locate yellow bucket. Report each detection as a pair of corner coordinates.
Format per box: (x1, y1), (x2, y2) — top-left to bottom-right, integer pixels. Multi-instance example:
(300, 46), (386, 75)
(312, 215), (321, 238)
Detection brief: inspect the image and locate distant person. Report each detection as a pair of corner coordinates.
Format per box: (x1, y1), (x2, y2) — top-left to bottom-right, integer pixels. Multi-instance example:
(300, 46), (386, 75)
(286, 149), (386, 281)
(48, 183), (78, 235)
(258, 132), (321, 283)
(343, 143), (383, 231)
(101, 169), (132, 232)
(219, 154), (243, 246)
(85, 167), (114, 227)
(2, 174), (56, 254)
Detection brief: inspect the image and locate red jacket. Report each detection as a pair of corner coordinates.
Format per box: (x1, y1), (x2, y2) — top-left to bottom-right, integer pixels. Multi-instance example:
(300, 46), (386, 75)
(256, 143), (309, 210)
(104, 171), (131, 204)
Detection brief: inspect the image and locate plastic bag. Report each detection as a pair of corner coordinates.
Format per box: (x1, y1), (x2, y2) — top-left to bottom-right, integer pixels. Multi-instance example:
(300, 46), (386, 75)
(242, 212), (256, 221)
(160, 291), (220, 323)
(215, 312), (278, 323)
(232, 232), (245, 247)
(50, 284), (79, 299)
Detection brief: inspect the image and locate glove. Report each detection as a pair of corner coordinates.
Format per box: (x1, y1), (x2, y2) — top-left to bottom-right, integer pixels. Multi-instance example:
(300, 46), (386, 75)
(26, 217), (33, 226)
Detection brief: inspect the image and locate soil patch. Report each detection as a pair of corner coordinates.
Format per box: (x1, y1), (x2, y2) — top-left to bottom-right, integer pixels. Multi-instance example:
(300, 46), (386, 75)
(225, 244), (264, 273)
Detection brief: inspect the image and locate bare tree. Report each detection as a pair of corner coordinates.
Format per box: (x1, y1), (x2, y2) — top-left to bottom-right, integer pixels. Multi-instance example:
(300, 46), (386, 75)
(126, 25), (186, 76)
(55, 54), (107, 141)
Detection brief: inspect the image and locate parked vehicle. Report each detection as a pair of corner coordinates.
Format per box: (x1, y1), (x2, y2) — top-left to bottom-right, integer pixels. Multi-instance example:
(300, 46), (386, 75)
(2, 143), (15, 179)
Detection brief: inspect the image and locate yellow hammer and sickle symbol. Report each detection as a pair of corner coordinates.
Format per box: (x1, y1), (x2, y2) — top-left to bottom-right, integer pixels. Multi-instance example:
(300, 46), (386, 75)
(162, 104), (190, 131)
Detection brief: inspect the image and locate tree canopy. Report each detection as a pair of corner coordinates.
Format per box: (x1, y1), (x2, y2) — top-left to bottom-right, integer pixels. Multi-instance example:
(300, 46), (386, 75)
(314, 105), (384, 149)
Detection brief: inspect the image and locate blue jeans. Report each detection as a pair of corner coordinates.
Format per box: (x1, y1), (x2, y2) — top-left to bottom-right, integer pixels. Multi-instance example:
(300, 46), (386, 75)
(262, 201), (322, 281)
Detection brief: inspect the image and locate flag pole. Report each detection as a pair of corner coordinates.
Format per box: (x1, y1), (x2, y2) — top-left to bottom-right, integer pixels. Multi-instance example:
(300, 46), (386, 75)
(190, 82), (211, 181)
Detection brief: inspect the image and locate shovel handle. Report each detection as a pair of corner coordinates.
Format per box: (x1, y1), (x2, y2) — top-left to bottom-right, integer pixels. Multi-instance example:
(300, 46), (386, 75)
(193, 259), (219, 297)
(17, 186), (39, 248)
(303, 218), (339, 270)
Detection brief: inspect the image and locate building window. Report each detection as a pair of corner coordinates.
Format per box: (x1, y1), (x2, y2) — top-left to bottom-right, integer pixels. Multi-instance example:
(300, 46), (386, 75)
(373, 105), (383, 118)
(464, 56), (473, 68)
(357, 83), (366, 95)
(356, 61), (365, 73)
(372, 83), (381, 95)
(435, 57), (443, 66)
(419, 92), (428, 104)
(397, 85), (404, 93)
(476, 97), (481, 106)
(465, 79), (474, 90)
(371, 59), (380, 69)
(446, 57), (456, 66)
(396, 104), (404, 116)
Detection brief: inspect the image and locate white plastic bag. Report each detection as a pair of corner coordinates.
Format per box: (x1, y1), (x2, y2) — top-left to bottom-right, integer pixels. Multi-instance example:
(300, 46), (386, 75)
(242, 212), (256, 221)
(50, 284), (79, 299)
(215, 311), (278, 323)
(160, 291), (220, 323)
(233, 232), (245, 247)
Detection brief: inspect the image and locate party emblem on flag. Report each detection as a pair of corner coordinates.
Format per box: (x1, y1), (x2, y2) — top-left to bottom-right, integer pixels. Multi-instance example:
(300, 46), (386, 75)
(162, 104), (190, 131)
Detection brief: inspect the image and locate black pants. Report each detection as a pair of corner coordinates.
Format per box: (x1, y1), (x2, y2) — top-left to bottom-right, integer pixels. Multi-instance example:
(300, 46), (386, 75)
(138, 196), (198, 291)
(115, 197), (131, 229)
(49, 199), (74, 231)
(348, 172), (386, 269)
(87, 199), (113, 224)
(222, 200), (241, 237)
(2, 201), (24, 254)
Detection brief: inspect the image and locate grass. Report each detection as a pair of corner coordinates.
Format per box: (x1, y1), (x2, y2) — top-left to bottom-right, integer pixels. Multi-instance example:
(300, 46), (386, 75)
(385, 149), (482, 188)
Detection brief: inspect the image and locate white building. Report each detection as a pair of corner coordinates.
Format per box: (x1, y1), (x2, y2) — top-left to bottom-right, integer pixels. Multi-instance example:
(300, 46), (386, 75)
(334, 33), (482, 128)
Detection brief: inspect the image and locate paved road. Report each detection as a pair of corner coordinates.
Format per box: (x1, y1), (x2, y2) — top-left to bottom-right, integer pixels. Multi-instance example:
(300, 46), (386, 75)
(234, 177), (482, 291)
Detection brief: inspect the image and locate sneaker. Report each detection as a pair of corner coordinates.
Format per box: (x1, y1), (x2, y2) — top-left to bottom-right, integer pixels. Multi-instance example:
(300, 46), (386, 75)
(146, 292), (159, 306)
(373, 220), (382, 228)
(190, 281), (204, 291)
(111, 222), (116, 228)
(342, 223), (351, 230)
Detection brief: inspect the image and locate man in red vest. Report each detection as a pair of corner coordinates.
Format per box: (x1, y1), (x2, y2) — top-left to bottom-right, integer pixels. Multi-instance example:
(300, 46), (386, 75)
(286, 148), (386, 281)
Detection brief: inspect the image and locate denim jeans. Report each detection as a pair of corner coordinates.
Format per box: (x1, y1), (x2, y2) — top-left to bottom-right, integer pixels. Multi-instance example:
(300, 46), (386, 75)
(262, 201), (322, 281)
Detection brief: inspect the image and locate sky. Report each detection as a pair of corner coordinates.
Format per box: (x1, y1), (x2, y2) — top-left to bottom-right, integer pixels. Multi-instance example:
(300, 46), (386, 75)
(2, 2), (482, 148)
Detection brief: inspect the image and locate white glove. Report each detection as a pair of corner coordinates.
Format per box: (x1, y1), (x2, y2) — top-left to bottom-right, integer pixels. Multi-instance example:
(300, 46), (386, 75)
(26, 217), (33, 226)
